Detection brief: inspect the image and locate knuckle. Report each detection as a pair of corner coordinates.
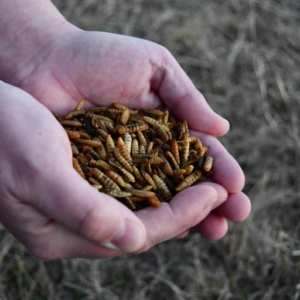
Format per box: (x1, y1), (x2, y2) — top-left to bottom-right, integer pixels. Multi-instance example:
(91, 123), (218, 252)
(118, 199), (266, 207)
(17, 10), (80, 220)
(159, 45), (172, 58)
(77, 206), (119, 242)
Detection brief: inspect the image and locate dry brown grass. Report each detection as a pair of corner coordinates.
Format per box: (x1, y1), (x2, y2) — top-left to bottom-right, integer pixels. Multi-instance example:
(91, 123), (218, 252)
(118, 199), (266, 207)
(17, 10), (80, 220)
(1, 0), (300, 299)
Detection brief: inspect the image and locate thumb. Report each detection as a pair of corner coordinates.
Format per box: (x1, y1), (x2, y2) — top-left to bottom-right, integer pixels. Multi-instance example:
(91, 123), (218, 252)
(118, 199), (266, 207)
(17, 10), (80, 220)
(30, 161), (146, 253)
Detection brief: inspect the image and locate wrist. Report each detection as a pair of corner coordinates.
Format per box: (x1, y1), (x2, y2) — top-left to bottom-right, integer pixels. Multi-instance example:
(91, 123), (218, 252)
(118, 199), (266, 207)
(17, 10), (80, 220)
(0, 1), (79, 85)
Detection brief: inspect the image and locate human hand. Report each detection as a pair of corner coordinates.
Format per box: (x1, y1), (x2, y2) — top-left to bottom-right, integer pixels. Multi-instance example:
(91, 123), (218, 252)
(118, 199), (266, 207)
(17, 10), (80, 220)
(0, 81), (249, 260)
(5, 26), (250, 251)
(0, 81), (150, 259)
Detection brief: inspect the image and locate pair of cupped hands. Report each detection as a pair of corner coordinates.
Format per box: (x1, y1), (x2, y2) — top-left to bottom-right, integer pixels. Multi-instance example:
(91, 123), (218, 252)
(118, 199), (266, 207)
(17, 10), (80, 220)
(0, 23), (251, 259)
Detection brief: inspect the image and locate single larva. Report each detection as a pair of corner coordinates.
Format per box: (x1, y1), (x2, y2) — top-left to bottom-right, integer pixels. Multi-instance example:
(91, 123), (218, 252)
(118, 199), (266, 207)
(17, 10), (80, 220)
(72, 158), (86, 180)
(92, 168), (121, 191)
(175, 170), (202, 192)
(118, 123), (149, 134)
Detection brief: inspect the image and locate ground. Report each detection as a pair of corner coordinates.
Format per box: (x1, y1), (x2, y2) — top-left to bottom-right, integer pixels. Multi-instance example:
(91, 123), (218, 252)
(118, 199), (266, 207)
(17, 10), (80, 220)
(0, 0), (300, 299)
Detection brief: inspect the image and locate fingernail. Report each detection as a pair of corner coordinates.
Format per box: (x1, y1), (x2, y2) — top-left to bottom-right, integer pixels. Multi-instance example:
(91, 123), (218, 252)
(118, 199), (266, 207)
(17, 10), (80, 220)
(110, 219), (145, 252)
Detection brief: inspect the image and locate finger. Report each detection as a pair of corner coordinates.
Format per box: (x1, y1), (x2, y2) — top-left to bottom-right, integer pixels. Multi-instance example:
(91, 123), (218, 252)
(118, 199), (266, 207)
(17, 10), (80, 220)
(190, 130), (245, 193)
(214, 192), (251, 222)
(194, 212), (228, 240)
(35, 222), (125, 259)
(135, 182), (227, 252)
(195, 182), (228, 209)
(175, 229), (190, 239)
(28, 160), (146, 253)
(150, 48), (229, 136)
(0, 200), (123, 259)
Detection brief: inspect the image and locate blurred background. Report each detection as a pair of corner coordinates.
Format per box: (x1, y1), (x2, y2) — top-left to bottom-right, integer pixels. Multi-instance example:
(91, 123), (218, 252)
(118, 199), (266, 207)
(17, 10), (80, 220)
(1, 0), (300, 299)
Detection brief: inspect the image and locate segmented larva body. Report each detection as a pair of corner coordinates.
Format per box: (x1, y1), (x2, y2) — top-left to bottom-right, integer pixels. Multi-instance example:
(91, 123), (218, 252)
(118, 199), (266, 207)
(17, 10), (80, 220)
(63, 110), (86, 120)
(160, 156), (174, 176)
(166, 151), (180, 170)
(102, 189), (132, 198)
(60, 120), (82, 127)
(141, 170), (157, 190)
(114, 147), (133, 173)
(90, 159), (118, 172)
(142, 185), (153, 191)
(91, 115), (114, 123)
(113, 103), (127, 110)
(125, 189), (156, 198)
(194, 137), (203, 152)
(73, 99), (85, 111)
(147, 142), (154, 154)
(146, 160), (152, 175)
(108, 108), (124, 114)
(106, 135), (115, 159)
(132, 165), (145, 183)
(182, 155), (201, 169)
(177, 122), (184, 140)
(79, 131), (91, 140)
(132, 154), (164, 165)
(142, 109), (164, 116)
(182, 120), (188, 133)
(120, 109), (130, 125)
(132, 138), (139, 156)
(154, 124), (169, 143)
(92, 168), (121, 191)
(162, 110), (169, 125)
(148, 196), (161, 207)
(173, 169), (187, 177)
(123, 133), (132, 154)
(71, 144), (79, 155)
(118, 123), (149, 134)
(105, 170), (133, 189)
(87, 106), (107, 112)
(96, 128), (108, 139)
(109, 160), (136, 183)
(139, 144), (146, 155)
(66, 131), (81, 139)
(72, 158), (86, 179)
(81, 165), (94, 177)
(127, 196), (146, 202)
(75, 139), (102, 148)
(203, 156), (213, 172)
(93, 185), (103, 190)
(117, 137), (132, 165)
(96, 143), (108, 161)
(154, 138), (171, 151)
(185, 165), (194, 175)
(83, 146), (101, 161)
(181, 133), (190, 167)
(199, 146), (210, 157)
(137, 130), (147, 147)
(175, 170), (202, 192)
(88, 177), (101, 185)
(143, 116), (170, 132)
(171, 139), (180, 165)
(80, 154), (90, 166)
(152, 175), (172, 196)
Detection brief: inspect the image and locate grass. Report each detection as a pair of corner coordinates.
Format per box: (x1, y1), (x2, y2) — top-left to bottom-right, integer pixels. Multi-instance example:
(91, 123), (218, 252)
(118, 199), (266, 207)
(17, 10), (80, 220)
(1, 0), (300, 299)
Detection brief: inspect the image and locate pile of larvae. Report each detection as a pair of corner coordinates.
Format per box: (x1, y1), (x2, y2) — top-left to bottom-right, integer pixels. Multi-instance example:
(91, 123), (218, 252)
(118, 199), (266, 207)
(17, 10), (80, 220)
(54, 100), (213, 210)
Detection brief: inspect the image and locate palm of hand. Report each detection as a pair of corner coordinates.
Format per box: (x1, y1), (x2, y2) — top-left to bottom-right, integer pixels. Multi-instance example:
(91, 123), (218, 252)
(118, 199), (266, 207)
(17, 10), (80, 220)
(7, 30), (250, 258)
(20, 31), (159, 114)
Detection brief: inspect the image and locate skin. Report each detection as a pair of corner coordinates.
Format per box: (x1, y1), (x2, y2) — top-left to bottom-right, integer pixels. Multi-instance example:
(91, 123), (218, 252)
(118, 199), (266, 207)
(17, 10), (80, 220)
(0, 1), (251, 259)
